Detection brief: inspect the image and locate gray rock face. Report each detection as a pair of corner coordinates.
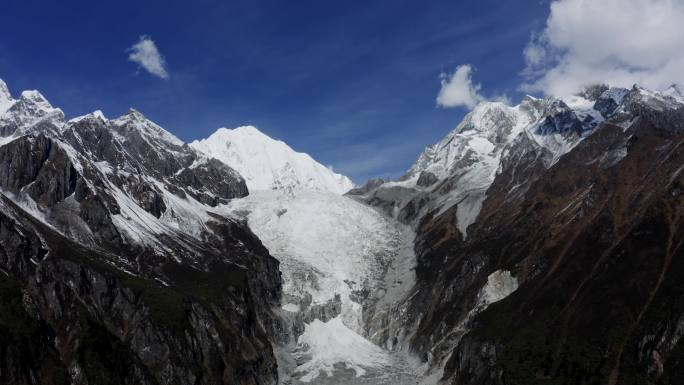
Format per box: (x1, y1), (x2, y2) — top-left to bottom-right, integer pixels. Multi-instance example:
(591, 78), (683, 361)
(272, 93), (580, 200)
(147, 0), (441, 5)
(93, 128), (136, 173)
(594, 87), (630, 118)
(416, 171), (438, 187)
(172, 158), (248, 206)
(0, 135), (79, 206)
(623, 86), (684, 133)
(62, 112), (248, 215)
(0, 196), (280, 385)
(534, 98), (588, 135)
(579, 83), (610, 101)
(346, 177), (387, 195)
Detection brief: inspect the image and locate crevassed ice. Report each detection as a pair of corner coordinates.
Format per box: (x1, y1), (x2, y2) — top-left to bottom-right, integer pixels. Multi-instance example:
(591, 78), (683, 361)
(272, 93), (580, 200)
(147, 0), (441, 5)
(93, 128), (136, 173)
(295, 317), (392, 382)
(225, 190), (410, 382)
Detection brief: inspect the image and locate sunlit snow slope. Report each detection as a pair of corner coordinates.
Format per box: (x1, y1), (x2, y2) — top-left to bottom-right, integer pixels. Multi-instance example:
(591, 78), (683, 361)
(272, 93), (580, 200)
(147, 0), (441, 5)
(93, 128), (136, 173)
(191, 126), (354, 194)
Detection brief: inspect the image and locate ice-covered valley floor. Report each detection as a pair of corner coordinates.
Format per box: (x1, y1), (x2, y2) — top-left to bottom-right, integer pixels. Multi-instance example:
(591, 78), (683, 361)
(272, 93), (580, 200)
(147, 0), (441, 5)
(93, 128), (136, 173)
(225, 190), (420, 384)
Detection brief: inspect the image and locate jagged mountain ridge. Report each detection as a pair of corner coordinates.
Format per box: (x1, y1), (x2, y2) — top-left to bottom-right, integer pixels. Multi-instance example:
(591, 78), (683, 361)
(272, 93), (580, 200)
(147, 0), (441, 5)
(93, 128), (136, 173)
(0, 78), (283, 385)
(350, 83), (684, 385)
(0, 85), (65, 138)
(350, 84), (682, 236)
(190, 126), (355, 194)
(0, 89), (249, 249)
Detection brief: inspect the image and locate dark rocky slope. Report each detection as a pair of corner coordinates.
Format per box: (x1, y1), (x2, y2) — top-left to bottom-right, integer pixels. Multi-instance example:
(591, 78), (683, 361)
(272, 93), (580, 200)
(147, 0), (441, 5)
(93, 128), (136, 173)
(353, 86), (684, 384)
(0, 196), (278, 385)
(0, 81), (282, 385)
(442, 104), (684, 385)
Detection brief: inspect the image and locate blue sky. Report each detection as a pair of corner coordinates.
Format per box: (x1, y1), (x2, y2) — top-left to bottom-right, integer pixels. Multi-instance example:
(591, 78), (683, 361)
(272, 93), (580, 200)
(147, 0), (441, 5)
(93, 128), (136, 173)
(0, 0), (551, 183)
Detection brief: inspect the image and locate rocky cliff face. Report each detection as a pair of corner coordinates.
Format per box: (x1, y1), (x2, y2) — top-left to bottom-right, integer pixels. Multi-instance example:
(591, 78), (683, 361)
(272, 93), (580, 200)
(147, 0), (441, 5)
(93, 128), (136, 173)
(0, 80), (282, 385)
(352, 85), (684, 384)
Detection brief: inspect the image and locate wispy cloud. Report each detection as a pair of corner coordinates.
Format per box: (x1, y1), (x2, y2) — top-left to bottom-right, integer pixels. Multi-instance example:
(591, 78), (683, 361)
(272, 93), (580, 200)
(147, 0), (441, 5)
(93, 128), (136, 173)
(128, 36), (169, 79)
(436, 64), (485, 109)
(522, 0), (684, 96)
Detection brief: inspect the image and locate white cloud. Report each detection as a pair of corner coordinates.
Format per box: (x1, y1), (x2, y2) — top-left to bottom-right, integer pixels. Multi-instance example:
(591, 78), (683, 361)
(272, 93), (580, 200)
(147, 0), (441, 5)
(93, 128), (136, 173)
(436, 64), (485, 109)
(492, 94), (512, 106)
(523, 0), (684, 96)
(128, 36), (169, 79)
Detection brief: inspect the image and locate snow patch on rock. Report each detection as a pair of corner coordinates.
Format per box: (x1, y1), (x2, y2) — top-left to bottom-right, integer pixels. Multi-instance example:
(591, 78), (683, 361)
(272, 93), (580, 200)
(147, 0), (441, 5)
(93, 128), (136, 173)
(476, 269), (519, 308)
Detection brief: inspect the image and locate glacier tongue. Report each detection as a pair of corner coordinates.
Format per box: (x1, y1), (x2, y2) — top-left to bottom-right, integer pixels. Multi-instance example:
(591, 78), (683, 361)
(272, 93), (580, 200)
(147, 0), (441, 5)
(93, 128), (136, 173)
(294, 317), (392, 382)
(225, 190), (419, 383)
(191, 126), (355, 194)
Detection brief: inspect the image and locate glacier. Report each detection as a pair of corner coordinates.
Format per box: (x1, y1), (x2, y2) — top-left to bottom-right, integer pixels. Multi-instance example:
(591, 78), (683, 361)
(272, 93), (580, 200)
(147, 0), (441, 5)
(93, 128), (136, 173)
(224, 190), (420, 384)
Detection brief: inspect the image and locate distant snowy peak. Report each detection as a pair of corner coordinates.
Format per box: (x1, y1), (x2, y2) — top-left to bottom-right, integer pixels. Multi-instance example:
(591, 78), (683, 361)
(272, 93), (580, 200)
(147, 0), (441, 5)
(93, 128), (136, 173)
(662, 84), (684, 103)
(0, 82), (65, 137)
(68, 109), (107, 124)
(391, 86), (655, 236)
(0, 79), (13, 114)
(407, 89), (614, 181)
(190, 126), (355, 194)
(390, 83), (684, 236)
(112, 108), (184, 147)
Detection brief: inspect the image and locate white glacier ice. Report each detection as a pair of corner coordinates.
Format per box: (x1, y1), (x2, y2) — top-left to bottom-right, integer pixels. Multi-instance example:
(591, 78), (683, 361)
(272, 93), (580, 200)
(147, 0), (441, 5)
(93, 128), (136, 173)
(225, 190), (418, 383)
(294, 317), (392, 382)
(227, 190), (397, 307)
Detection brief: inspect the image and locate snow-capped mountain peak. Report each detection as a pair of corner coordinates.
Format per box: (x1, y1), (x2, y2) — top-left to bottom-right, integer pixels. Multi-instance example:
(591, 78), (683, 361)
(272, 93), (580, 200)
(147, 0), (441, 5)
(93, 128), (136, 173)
(68, 109), (107, 124)
(190, 125), (355, 194)
(372, 91), (609, 237)
(0, 78), (251, 256)
(0, 84), (65, 137)
(365, 84), (684, 239)
(20, 89), (53, 109)
(0, 79), (13, 114)
(111, 108), (184, 147)
(663, 84), (684, 103)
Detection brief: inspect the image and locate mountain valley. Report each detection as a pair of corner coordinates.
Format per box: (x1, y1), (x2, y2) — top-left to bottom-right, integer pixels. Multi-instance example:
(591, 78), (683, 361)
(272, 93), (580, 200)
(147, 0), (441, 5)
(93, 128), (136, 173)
(1, 77), (684, 385)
